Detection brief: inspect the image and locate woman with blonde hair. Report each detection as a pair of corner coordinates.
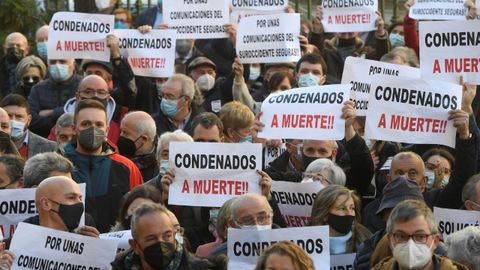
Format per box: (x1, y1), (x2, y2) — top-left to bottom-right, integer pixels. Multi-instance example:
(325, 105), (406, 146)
(310, 185), (371, 255)
(218, 101), (255, 143)
(255, 241), (315, 270)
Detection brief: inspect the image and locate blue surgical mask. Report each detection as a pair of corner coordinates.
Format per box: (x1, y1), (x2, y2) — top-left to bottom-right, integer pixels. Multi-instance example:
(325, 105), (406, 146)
(49, 63), (70, 82)
(159, 159), (169, 175)
(114, 21), (129, 29)
(389, 33), (405, 48)
(425, 170), (435, 189)
(441, 175), (449, 187)
(160, 98), (179, 118)
(249, 67), (261, 81)
(298, 73), (320, 87)
(239, 135), (253, 143)
(10, 120), (26, 140)
(37, 42), (48, 60)
(209, 209), (219, 226)
(330, 231), (352, 255)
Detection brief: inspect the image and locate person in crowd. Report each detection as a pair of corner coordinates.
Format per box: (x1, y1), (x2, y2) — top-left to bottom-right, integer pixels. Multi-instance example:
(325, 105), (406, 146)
(0, 154), (25, 189)
(462, 174), (480, 211)
(251, 63), (296, 102)
(114, 8), (132, 29)
(190, 112), (224, 143)
(63, 99), (143, 233)
(372, 200), (467, 269)
(118, 111), (158, 180)
(218, 101), (254, 143)
(295, 53), (327, 87)
(28, 57), (81, 137)
(35, 25), (49, 62)
(196, 198), (235, 257)
(446, 226), (480, 270)
(111, 185), (163, 232)
(0, 107), (19, 156)
(111, 203), (227, 270)
(13, 55), (47, 98)
(0, 32), (30, 98)
(23, 152), (74, 188)
(422, 148), (454, 190)
(302, 158), (346, 186)
(387, 22), (404, 48)
(134, 0), (163, 28)
(254, 241), (315, 270)
(0, 94), (56, 159)
(155, 74), (204, 135)
(50, 112), (75, 149)
(310, 185), (371, 254)
(175, 39), (203, 74)
(355, 178), (427, 270)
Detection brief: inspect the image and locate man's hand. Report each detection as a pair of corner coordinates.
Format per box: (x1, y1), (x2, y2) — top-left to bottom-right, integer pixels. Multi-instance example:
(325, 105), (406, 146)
(232, 58), (244, 83)
(225, 23), (237, 48)
(161, 169), (175, 201)
(448, 109), (470, 139)
(0, 250), (15, 269)
(460, 76), (476, 114)
(106, 34), (121, 59)
(157, 23), (169, 30)
(138, 25), (152, 34)
(465, 0), (477, 20)
(76, 226), (100, 238)
(341, 100), (356, 141)
(258, 170), (272, 200)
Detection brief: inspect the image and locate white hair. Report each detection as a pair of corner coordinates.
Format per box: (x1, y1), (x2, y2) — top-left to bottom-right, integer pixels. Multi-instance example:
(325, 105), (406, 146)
(229, 193), (272, 221)
(157, 130), (193, 159)
(305, 158), (346, 186)
(123, 111), (157, 139)
(169, 73), (195, 100)
(446, 226), (480, 270)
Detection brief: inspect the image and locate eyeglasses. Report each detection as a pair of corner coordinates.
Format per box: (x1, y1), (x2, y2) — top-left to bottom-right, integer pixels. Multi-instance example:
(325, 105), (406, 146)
(391, 232), (433, 244)
(235, 212), (272, 226)
(160, 93), (184, 101)
(22, 76), (40, 84)
(303, 173), (331, 185)
(79, 88), (109, 98)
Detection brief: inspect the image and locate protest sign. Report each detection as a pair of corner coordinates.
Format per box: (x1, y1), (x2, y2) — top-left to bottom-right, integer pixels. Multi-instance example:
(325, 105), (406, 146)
(100, 230), (132, 253)
(236, 13), (301, 64)
(114, 29), (176, 78)
(320, 0), (378, 32)
(163, 0), (229, 39)
(364, 76), (462, 148)
(0, 184), (86, 240)
(258, 84), (349, 140)
(434, 207), (480, 240)
(409, 0), (468, 21)
(230, 9), (280, 24)
(341, 57), (421, 116)
(47, 12), (113, 61)
(10, 222), (117, 270)
(330, 253), (356, 270)
(264, 143), (287, 167)
(168, 142), (262, 207)
(227, 226), (330, 269)
(271, 181), (323, 227)
(419, 20), (480, 84)
(231, 0), (288, 10)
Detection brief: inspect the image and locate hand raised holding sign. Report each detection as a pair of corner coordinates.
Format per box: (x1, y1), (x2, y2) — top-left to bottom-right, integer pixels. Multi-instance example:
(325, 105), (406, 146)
(0, 250), (15, 269)
(225, 23), (237, 48)
(161, 169), (175, 202)
(137, 24), (152, 34)
(232, 58), (244, 83)
(258, 170), (272, 201)
(157, 23), (169, 30)
(460, 76), (476, 115)
(341, 101), (357, 141)
(106, 34), (121, 59)
(465, 0), (476, 20)
(448, 109), (470, 140)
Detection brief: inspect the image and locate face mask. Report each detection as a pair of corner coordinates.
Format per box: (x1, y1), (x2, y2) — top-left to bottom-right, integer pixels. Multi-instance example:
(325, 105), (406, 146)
(441, 175), (449, 187)
(159, 159), (169, 175)
(117, 136), (139, 157)
(302, 154), (318, 170)
(6, 47), (24, 63)
(298, 73), (320, 87)
(196, 74), (215, 91)
(209, 209), (219, 226)
(23, 81), (36, 96)
(249, 67), (261, 81)
(143, 241), (175, 269)
(338, 38), (356, 47)
(389, 33), (405, 48)
(425, 170), (435, 189)
(392, 239), (433, 269)
(49, 64), (70, 82)
(78, 126), (105, 151)
(95, 0), (111, 9)
(37, 42), (48, 60)
(175, 234), (184, 245)
(238, 135), (253, 144)
(114, 21), (129, 29)
(49, 200), (84, 232)
(10, 119), (26, 140)
(160, 98), (179, 118)
(240, 224), (272, 230)
(327, 213), (354, 235)
(176, 39), (192, 55)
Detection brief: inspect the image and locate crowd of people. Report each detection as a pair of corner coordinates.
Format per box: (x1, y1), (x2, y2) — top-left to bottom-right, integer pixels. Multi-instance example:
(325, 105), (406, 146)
(0, 0), (480, 269)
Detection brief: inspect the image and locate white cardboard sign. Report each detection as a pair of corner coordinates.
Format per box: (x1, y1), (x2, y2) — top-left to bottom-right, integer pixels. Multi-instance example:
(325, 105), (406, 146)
(434, 207), (480, 240)
(320, 1), (378, 32)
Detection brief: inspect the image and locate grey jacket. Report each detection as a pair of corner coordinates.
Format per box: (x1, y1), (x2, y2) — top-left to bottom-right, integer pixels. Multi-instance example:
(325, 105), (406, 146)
(26, 131), (57, 159)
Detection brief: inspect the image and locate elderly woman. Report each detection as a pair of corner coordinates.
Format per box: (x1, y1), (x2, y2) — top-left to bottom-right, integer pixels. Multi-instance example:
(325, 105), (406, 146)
(310, 185), (371, 255)
(302, 158), (346, 186)
(255, 241), (315, 270)
(446, 226), (480, 270)
(218, 101), (255, 143)
(13, 55), (47, 98)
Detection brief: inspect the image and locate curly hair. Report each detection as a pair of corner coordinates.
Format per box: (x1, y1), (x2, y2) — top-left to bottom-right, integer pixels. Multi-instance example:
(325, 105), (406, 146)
(254, 241), (315, 270)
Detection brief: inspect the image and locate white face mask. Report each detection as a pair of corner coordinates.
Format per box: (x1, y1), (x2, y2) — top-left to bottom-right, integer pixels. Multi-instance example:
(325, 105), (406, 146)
(196, 74), (215, 91)
(175, 233), (184, 245)
(392, 239), (433, 269)
(240, 224), (272, 230)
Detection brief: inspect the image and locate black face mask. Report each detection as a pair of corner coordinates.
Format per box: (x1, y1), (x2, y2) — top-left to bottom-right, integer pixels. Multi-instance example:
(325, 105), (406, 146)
(143, 241), (175, 269)
(117, 136), (140, 158)
(338, 38), (356, 47)
(302, 154), (333, 170)
(49, 199), (84, 232)
(6, 47), (24, 63)
(90, 97), (108, 108)
(22, 82), (36, 96)
(327, 213), (354, 235)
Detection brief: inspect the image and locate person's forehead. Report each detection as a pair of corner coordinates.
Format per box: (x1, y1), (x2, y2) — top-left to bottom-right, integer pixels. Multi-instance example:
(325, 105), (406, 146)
(392, 215), (430, 233)
(237, 198), (269, 216)
(427, 155), (450, 167)
(299, 61), (323, 71)
(333, 195), (353, 206)
(80, 77), (108, 90)
(163, 80), (182, 94)
(5, 35), (26, 46)
(115, 13), (128, 19)
(392, 156), (423, 171)
(137, 212), (173, 236)
(3, 105), (28, 116)
(194, 65), (215, 72)
(194, 124), (220, 137)
(304, 140), (331, 149)
(76, 108), (107, 122)
(85, 64), (109, 74)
